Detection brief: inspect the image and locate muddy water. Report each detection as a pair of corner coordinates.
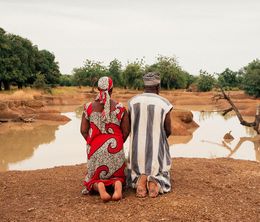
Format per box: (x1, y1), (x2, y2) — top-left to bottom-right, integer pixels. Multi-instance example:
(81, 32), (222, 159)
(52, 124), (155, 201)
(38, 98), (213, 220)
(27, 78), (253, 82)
(171, 112), (259, 162)
(0, 110), (258, 171)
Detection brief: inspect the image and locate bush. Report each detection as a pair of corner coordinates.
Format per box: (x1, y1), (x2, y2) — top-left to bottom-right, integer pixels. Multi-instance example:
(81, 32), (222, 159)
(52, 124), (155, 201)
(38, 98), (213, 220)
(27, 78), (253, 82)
(196, 70), (216, 92)
(217, 68), (240, 88)
(33, 73), (52, 93)
(33, 73), (47, 89)
(59, 74), (74, 86)
(242, 59), (260, 97)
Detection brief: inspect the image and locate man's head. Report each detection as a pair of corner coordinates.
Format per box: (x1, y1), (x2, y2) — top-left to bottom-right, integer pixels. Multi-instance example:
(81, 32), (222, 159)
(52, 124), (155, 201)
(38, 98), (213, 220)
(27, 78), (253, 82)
(143, 72), (160, 94)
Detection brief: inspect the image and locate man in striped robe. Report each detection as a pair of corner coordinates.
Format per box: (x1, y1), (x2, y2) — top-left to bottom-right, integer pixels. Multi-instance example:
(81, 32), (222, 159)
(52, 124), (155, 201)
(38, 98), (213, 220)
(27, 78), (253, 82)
(127, 72), (173, 198)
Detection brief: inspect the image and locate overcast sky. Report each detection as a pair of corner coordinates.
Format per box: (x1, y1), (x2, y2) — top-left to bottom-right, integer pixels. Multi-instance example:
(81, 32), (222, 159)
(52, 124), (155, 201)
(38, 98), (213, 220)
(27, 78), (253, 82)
(0, 0), (259, 75)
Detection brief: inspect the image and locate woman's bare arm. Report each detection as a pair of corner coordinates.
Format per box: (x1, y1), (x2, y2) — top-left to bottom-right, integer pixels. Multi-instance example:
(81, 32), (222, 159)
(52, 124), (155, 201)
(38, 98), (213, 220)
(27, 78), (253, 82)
(120, 110), (130, 142)
(80, 112), (89, 139)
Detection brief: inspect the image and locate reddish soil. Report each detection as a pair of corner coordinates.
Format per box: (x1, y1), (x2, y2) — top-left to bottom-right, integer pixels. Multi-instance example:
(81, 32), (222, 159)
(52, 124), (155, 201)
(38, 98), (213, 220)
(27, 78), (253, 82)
(1, 88), (260, 221)
(0, 158), (259, 222)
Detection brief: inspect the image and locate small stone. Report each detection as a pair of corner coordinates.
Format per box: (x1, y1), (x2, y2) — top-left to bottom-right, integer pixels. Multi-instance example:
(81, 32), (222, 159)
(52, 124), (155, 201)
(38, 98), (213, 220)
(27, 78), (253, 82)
(27, 207), (36, 212)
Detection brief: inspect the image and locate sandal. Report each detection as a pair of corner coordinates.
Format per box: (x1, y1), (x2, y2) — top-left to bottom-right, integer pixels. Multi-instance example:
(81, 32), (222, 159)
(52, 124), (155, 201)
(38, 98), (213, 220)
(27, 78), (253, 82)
(136, 175), (148, 198)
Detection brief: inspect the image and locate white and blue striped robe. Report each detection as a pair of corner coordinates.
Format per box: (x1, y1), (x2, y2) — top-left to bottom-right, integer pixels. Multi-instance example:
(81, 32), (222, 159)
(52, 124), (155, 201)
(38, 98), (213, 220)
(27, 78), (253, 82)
(127, 93), (173, 193)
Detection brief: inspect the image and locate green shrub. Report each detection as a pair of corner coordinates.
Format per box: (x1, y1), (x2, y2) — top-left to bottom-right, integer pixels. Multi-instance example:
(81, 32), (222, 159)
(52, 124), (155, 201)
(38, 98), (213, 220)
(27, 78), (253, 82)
(243, 59), (260, 97)
(197, 70), (216, 92)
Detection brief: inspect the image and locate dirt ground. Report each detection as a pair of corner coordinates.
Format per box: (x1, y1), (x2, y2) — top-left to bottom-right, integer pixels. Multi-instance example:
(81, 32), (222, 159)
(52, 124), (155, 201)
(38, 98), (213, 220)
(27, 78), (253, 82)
(1, 88), (260, 221)
(0, 158), (259, 222)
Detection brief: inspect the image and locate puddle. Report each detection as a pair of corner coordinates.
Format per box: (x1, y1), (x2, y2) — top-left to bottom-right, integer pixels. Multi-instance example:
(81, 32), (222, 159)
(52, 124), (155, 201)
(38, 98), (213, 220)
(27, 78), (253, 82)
(0, 109), (259, 172)
(170, 111), (259, 162)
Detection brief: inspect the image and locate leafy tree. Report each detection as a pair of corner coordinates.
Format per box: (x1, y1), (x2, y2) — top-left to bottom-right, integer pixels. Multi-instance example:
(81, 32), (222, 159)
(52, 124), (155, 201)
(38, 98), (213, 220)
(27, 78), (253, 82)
(122, 60), (144, 89)
(7, 34), (36, 89)
(73, 60), (107, 91)
(0, 27), (61, 90)
(184, 71), (197, 89)
(197, 70), (216, 92)
(59, 74), (74, 86)
(0, 27), (10, 90)
(217, 68), (240, 89)
(72, 67), (85, 87)
(33, 73), (47, 89)
(242, 59), (260, 97)
(35, 50), (60, 85)
(108, 59), (123, 87)
(146, 56), (188, 89)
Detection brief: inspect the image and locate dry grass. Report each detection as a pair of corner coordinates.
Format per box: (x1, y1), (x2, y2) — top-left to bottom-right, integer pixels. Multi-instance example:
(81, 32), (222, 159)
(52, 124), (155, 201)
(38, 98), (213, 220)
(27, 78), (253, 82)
(50, 86), (98, 95)
(0, 88), (42, 101)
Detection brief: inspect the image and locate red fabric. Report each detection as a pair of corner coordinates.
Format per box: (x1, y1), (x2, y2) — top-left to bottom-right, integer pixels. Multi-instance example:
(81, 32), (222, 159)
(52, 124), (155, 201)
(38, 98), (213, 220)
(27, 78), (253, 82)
(83, 102), (126, 191)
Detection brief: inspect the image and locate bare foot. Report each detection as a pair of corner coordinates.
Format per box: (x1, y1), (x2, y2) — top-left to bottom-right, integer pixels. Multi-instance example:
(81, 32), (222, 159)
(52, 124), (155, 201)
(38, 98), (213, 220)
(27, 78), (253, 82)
(136, 175), (148, 198)
(112, 180), (122, 201)
(97, 182), (111, 202)
(147, 181), (159, 198)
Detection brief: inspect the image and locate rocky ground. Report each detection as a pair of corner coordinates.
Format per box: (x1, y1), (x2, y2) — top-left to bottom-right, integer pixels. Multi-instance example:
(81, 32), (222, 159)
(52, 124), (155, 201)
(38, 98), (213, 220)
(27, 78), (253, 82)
(0, 158), (259, 222)
(1, 88), (260, 221)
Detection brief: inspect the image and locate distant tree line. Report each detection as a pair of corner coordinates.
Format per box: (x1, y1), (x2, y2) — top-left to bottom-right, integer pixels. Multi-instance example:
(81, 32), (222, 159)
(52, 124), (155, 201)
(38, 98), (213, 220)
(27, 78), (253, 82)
(69, 56), (195, 92)
(0, 27), (60, 90)
(69, 57), (260, 97)
(196, 59), (260, 97)
(1, 27), (260, 97)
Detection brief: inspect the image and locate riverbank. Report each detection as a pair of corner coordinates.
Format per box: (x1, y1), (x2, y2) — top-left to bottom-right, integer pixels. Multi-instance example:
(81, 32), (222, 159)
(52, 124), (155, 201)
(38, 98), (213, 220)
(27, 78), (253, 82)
(0, 158), (259, 221)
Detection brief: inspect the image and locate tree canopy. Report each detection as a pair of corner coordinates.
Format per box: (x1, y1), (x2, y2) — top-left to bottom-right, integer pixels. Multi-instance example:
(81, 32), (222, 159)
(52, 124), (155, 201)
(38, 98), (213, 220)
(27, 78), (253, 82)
(242, 59), (260, 97)
(0, 27), (61, 90)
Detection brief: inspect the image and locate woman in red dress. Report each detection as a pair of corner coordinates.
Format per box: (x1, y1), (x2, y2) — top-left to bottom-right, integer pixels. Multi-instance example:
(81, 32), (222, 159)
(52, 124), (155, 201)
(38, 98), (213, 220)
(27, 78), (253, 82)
(80, 76), (130, 201)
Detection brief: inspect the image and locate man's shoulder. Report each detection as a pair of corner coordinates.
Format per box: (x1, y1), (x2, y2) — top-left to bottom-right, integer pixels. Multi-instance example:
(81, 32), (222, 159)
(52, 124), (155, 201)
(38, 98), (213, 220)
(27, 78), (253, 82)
(128, 93), (172, 107)
(128, 93), (143, 104)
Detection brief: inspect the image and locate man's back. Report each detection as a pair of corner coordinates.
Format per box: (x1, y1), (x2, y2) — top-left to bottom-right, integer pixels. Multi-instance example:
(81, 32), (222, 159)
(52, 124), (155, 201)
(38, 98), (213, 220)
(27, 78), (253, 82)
(128, 93), (172, 157)
(128, 93), (173, 193)
(127, 72), (173, 197)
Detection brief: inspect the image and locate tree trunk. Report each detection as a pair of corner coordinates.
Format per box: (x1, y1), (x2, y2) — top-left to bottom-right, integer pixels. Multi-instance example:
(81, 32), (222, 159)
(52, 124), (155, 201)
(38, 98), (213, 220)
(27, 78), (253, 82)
(3, 80), (10, 90)
(0, 80), (2, 91)
(218, 88), (260, 134)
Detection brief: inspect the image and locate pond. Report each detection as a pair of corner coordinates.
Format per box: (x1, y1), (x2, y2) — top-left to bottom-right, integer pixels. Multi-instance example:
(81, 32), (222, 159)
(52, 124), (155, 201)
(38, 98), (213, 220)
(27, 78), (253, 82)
(0, 109), (258, 171)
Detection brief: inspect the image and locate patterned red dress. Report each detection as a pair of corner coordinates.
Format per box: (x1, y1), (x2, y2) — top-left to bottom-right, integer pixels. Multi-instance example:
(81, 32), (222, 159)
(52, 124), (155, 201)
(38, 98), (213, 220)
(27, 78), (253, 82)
(83, 102), (126, 191)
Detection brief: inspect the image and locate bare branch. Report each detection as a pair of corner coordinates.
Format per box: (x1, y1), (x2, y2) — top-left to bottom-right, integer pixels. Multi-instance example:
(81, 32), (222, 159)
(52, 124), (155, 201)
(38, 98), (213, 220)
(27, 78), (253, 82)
(219, 88), (260, 134)
(222, 107), (233, 116)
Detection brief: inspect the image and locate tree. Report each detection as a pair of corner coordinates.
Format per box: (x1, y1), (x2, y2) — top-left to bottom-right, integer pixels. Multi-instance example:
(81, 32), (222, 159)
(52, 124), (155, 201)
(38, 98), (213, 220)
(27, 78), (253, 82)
(0, 27), (61, 90)
(122, 60), (144, 89)
(197, 70), (216, 92)
(217, 68), (240, 89)
(7, 34), (36, 89)
(33, 73), (47, 89)
(59, 74), (74, 86)
(146, 56), (188, 89)
(72, 60), (107, 92)
(108, 59), (123, 87)
(0, 27), (10, 90)
(242, 59), (260, 97)
(35, 50), (60, 85)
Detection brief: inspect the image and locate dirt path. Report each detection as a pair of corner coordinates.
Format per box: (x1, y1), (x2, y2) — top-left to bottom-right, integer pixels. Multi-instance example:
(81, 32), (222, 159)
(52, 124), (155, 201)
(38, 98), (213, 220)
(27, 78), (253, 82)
(1, 158), (259, 222)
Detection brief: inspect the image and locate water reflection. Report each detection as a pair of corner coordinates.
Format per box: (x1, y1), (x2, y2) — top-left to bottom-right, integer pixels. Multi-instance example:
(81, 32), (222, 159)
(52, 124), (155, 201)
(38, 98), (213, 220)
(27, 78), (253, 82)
(171, 111), (259, 162)
(0, 124), (58, 171)
(0, 109), (259, 172)
(4, 112), (87, 171)
(223, 136), (260, 162)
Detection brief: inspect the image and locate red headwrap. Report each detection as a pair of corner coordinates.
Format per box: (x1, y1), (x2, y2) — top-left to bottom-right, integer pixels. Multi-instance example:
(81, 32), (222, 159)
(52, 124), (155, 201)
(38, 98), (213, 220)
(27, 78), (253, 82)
(96, 76), (113, 122)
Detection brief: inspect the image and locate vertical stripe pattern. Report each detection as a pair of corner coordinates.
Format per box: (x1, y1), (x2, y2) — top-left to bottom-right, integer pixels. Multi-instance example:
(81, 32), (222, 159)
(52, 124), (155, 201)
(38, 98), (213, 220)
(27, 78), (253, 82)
(128, 93), (173, 193)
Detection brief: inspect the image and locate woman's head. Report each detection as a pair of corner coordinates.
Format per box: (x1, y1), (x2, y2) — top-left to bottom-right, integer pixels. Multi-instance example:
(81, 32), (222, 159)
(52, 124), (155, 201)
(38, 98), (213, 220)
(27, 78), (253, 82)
(98, 76), (113, 94)
(96, 76), (113, 122)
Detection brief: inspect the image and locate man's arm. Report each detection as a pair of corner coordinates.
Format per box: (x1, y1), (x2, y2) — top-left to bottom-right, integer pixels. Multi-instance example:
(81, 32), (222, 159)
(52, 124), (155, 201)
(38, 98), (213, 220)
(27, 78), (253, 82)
(164, 109), (172, 138)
